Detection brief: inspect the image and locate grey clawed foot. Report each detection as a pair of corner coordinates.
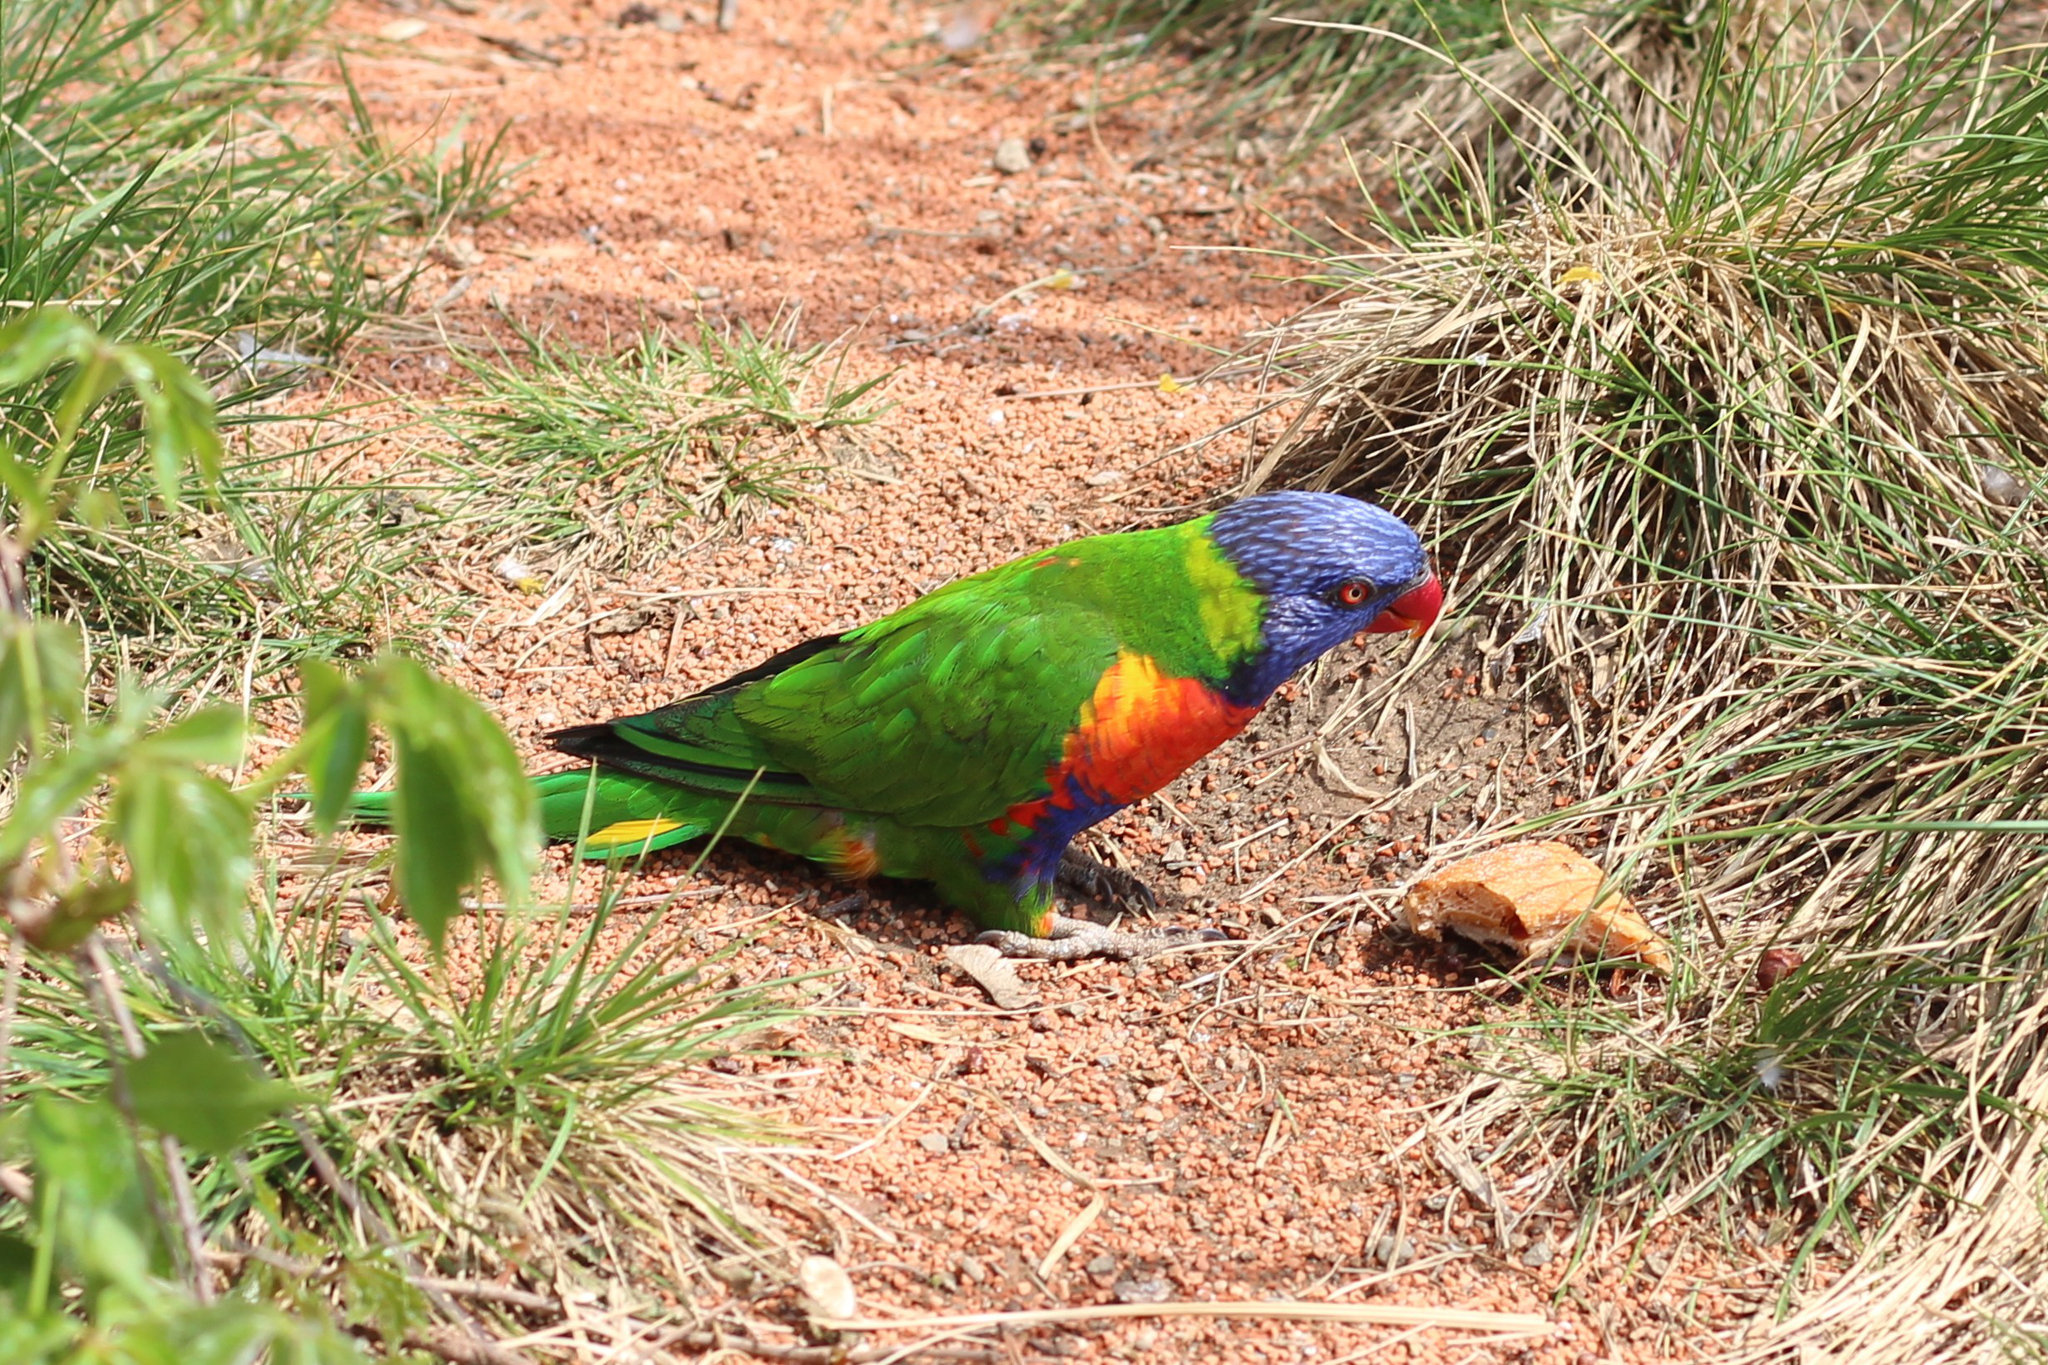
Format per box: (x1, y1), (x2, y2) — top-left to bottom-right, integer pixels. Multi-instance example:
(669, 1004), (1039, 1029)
(1055, 849), (1160, 912)
(816, 889), (869, 919)
(976, 915), (1228, 962)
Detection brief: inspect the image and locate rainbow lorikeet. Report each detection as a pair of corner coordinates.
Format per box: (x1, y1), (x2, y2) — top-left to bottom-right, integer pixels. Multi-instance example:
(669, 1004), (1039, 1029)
(354, 492), (1440, 959)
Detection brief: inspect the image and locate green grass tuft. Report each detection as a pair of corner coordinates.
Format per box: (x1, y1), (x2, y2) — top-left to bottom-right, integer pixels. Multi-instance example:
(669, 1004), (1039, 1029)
(340, 66), (534, 234)
(429, 312), (889, 566)
(3, 880), (813, 1328)
(0, 0), (473, 692)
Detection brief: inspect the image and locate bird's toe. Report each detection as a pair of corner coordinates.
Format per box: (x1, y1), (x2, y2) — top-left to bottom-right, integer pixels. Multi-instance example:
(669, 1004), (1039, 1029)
(977, 915), (1224, 962)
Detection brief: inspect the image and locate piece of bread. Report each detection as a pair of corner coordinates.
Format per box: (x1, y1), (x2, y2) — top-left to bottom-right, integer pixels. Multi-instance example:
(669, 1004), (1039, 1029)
(1402, 840), (1671, 973)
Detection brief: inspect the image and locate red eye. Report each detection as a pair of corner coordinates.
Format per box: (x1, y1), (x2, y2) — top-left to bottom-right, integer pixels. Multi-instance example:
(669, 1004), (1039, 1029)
(1334, 579), (1371, 607)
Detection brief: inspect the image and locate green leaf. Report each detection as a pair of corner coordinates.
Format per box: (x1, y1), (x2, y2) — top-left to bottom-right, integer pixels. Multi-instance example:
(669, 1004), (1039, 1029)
(298, 657), (349, 716)
(0, 440), (52, 544)
(118, 340), (224, 504)
(0, 618), (83, 754)
(369, 654), (536, 949)
(0, 1230), (35, 1294)
(50, 349), (120, 457)
(129, 704), (244, 767)
(126, 1029), (299, 1157)
(297, 660), (371, 836)
(0, 310), (224, 517)
(0, 739), (109, 865)
(131, 340), (224, 488)
(0, 309), (95, 389)
(383, 719), (470, 946)
(340, 1252), (428, 1336)
(112, 765), (252, 940)
(27, 1096), (156, 1295)
(0, 709), (142, 866)
(0, 1311), (80, 1364)
(300, 707), (370, 839)
(71, 485), (126, 533)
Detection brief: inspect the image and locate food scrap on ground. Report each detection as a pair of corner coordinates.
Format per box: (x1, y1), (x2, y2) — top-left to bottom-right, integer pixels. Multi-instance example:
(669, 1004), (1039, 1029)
(1403, 840), (1672, 973)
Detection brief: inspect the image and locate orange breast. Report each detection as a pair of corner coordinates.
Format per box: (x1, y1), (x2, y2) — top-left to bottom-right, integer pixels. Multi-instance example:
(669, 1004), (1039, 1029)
(993, 652), (1258, 837)
(1064, 651), (1255, 803)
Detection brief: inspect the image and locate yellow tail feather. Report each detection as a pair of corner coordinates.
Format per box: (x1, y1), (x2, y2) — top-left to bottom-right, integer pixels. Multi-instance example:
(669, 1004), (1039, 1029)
(582, 817), (686, 850)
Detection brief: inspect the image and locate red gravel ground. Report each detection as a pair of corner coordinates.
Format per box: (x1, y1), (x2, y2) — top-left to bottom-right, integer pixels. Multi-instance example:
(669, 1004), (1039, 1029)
(290, 1), (1808, 1358)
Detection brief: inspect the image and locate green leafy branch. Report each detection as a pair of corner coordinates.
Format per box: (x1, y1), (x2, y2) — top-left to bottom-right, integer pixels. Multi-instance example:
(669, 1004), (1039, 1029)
(1, 306), (535, 1361)
(0, 308), (223, 555)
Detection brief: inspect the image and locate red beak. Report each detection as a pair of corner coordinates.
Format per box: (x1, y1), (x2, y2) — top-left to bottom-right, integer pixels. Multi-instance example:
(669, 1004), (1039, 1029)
(1366, 574), (1443, 638)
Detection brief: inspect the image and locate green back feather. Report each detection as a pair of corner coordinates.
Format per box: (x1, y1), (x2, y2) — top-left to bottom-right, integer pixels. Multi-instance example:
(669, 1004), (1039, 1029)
(588, 516), (1266, 827)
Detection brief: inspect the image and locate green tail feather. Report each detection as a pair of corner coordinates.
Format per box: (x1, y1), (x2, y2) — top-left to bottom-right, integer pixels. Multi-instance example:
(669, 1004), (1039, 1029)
(345, 770), (723, 860)
(531, 768), (714, 858)
(343, 789), (394, 824)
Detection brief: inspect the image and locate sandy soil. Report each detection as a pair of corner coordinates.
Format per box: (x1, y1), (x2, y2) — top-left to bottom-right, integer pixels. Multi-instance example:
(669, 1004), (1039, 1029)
(296, 1), (1800, 1358)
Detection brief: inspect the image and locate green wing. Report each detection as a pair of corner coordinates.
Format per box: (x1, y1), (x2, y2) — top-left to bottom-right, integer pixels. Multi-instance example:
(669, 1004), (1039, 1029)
(552, 564), (1121, 828)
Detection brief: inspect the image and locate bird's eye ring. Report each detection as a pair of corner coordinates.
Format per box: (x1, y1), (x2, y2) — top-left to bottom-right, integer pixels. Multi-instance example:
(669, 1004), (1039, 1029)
(1330, 579), (1373, 608)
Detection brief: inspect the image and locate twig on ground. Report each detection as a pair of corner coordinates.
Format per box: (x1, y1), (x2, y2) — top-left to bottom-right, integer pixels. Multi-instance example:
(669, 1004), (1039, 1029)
(1402, 702), (1418, 786)
(0, 930), (21, 1081)
(818, 1300), (1555, 1336)
(1006, 368), (1261, 399)
(1236, 809), (1370, 903)
(508, 587), (823, 672)
(396, 8), (562, 64)
(950, 1082), (1169, 1192)
(81, 936), (214, 1304)
(400, 1327), (533, 1365)
(209, 1239), (567, 1318)
(823, 1077), (937, 1164)
(636, 1326), (999, 1363)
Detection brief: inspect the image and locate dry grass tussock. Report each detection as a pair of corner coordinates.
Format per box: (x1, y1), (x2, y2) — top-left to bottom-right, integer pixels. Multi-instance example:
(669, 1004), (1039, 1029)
(1363, 0), (1925, 208)
(1260, 208), (2048, 694)
(1252, 3), (2048, 1356)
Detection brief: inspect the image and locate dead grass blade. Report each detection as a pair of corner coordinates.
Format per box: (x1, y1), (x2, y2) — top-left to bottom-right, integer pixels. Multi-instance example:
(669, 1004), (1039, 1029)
(819, 1298), (1556, 1336)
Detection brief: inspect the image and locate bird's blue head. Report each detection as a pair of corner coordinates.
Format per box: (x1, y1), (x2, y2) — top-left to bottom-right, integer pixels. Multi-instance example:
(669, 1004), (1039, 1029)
(1208, 491), (1441, 705)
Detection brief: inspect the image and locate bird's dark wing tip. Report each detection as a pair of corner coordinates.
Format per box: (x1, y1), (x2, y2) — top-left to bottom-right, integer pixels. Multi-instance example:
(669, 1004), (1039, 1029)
(547, 722), (618, 759)
(546, 717), (813, 794)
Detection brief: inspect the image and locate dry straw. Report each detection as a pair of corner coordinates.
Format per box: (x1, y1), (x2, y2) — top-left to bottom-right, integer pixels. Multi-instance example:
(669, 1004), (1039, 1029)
(1359, 0), (1902, 209)
(1255, 2), (2048, 1357)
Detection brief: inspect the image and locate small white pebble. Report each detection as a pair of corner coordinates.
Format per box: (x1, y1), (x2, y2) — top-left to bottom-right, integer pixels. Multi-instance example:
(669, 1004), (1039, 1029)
(993, 136), (1030, 175)
(941, 12), (986, 51)
(797, 1255), (858, 1321)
